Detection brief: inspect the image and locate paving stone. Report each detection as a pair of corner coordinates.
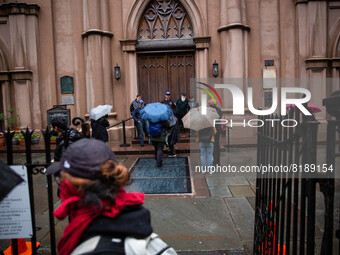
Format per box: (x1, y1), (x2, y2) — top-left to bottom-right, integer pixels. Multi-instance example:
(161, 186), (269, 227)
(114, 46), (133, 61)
(144, 198), (243, 252)
(225, 197), (255, 243)
(206, 176), (249, 187)
(209, 186), (232, 198)
(229, 186), (255, 198)
(246, 197), (256, 211)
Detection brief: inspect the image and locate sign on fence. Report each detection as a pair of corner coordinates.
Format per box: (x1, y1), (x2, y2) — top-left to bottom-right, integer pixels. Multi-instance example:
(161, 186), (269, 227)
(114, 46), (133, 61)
(0, 166), (33, 239)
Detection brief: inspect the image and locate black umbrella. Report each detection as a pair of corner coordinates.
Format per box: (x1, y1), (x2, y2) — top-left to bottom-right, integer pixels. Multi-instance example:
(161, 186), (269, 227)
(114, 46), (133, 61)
(0, 160), (23, 202)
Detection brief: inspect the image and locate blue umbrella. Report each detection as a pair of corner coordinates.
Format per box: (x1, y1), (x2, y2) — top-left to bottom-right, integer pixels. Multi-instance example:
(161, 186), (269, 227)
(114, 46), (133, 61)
(141, 102), (173, 123)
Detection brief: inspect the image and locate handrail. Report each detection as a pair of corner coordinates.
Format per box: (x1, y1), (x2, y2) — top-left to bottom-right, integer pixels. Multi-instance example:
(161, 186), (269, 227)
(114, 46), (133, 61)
(108, 117), (133, 129)
(107, 117), (133, 147)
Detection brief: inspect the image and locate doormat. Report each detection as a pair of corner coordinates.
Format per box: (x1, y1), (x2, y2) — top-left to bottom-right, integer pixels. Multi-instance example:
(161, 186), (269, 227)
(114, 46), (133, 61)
(125, 157), (191, 194)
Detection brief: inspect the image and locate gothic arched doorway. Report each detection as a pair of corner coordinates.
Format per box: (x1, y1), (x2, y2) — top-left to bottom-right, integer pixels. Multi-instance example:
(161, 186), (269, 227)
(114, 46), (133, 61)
(136, 0), (195, 103)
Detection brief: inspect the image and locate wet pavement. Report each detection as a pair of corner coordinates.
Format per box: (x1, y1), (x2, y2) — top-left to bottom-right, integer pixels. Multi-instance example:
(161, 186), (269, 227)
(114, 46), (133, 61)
(0, 145), (339, 254)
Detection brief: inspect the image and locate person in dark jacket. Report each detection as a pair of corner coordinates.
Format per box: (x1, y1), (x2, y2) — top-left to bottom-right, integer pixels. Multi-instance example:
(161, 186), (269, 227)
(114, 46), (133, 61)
(151, 120), (170, 167)
(91, 115), (110, 143)
(176, 92), (190, 132)
(161, 91), (177, 113)
(46, 139), (152, 255)
(132, 100), (149, 147)
(130, 94), (141, 139)
(129, 94), (141, 115)
(51, 117), (82, 162)
(165, 114), (180, 157)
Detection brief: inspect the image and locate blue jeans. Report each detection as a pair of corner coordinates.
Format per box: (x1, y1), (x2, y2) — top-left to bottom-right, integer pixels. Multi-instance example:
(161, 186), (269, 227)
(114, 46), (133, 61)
(137, 121), (149, 145)
(199, 142), (214, 167)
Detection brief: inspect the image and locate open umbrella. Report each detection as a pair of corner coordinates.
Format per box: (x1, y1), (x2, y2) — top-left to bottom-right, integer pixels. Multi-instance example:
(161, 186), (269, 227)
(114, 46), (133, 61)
(140, 102), (173, 123)
(89, 105), (112, 121)
(182, 106), (220, 131)
(0, 160), (23, 202)
(286, 103), (321, 113)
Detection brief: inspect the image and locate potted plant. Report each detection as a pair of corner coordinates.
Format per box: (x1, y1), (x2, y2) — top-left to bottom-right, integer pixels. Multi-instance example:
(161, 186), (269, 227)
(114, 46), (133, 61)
(14, 133), (25, 146)
(50, 136), (57, 144)
(31, 132), (41, 144)
(0, 132), (5, 147)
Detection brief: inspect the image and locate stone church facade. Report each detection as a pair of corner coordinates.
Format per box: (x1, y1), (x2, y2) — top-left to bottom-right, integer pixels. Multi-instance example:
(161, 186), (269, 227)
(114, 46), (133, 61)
(0, 0), (339, 143)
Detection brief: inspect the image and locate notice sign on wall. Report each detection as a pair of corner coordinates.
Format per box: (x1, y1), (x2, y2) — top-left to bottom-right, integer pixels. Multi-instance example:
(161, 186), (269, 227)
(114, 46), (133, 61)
(0, 166), (32, 239)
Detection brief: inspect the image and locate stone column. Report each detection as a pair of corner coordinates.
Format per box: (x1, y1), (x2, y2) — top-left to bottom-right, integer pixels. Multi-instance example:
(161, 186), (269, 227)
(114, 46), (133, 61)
(297, 0), (328, 119)
(218, 0), (250, 108)
(5, 3), (41, 128)
(83, 0), (113, 112)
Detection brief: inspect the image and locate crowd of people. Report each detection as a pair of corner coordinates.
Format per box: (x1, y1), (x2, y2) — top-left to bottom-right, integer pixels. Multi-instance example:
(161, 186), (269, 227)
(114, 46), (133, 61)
(46, 93), (223, 254)
(129, 92), (223, 168)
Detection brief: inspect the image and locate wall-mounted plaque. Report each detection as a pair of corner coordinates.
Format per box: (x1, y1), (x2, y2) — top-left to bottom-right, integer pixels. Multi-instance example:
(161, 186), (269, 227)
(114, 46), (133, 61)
(62, 96), (74, 105)
(47, 106), (71, 127)
(60, 76), (74, 94)
(263, 69), (276, 89)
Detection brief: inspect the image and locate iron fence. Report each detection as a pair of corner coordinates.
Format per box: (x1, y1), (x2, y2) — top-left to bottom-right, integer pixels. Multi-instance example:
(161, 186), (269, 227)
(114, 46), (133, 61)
(2, 126), (57, 255)
(0, 116), (134, 255)
(254, 107), (339, 255)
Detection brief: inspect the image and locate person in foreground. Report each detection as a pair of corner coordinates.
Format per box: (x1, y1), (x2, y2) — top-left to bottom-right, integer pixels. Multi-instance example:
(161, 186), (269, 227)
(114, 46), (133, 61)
(47, 139), (176, 255)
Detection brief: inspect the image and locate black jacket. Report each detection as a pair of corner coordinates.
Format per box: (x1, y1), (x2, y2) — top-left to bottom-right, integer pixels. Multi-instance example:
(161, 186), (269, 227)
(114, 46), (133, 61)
(132, 107), (144, 123)
(54, 128), (82, 161)
(176, 98), (189, 118)
(73, 205), (153, 254)
(161, 99), (177, 113)
(81, 205), (153, 241)
(91, 118), (110, 142)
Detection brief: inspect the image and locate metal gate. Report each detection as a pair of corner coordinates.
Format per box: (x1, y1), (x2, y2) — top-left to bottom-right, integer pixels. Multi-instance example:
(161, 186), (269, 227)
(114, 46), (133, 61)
(0, 117), (89, 255)
(254, 93), (340, 255)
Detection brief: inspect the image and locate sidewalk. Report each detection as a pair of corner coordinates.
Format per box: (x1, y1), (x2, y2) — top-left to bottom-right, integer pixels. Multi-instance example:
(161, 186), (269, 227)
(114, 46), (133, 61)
(0, 145), (257, 255)
(1, 144), (338, 254)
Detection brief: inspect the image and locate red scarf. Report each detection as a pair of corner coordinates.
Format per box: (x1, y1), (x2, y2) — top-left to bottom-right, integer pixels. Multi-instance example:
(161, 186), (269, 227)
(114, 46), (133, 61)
(54, 180), (144, 255)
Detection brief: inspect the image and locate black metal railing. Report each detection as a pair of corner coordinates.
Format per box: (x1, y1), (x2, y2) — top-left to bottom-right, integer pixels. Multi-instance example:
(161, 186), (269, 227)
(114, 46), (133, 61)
(0, 117), (91, 255)
(2, 127), (56, 255)
(254, 105), (338, 254)
(108, 117), (133, 147)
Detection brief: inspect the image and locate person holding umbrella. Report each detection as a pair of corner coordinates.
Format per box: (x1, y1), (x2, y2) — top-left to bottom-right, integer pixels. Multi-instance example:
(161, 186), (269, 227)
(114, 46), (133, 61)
(140, 102), (173, 167)
(90, 105), (112, 143)
(182, 106), (219, 168)
(132, 99), (150, 147)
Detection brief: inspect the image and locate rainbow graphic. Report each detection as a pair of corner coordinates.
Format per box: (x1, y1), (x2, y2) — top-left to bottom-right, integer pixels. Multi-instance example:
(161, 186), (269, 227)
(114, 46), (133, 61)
(196, 82), (223, 106)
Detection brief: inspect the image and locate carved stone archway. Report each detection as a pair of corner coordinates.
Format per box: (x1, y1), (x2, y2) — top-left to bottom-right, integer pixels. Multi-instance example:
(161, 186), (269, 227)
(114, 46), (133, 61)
(124, 0), (206, 39)
(121, 0), (209, 106)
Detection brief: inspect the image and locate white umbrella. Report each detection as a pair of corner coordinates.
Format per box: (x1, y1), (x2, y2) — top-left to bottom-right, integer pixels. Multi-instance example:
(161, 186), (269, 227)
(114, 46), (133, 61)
(89, 105), (112, 121)
(182, 106), (219, 131)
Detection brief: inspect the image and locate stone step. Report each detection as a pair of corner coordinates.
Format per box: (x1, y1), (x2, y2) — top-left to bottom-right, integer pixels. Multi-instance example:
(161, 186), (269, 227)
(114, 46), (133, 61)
(131, 132), (193, 144)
